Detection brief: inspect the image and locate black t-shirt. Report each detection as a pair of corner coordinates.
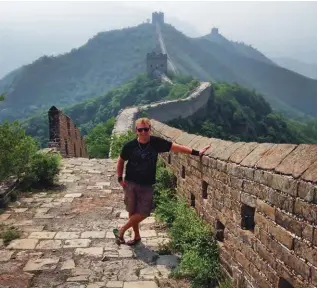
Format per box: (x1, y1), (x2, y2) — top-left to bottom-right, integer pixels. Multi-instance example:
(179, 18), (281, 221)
(120, 136), (172, 186)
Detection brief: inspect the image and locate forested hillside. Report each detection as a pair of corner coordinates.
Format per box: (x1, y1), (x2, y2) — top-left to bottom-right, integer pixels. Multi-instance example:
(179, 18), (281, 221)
(0, 22), (316, 122)
(22, 74), (199, 149)
(168, 82), (317, 144)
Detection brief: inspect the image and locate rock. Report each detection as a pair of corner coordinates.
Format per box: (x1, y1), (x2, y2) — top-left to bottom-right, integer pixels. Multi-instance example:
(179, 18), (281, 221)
(55, 232), (80, 239)
(75, 247), (104, 257)
(81, 231), (106, 239)
(28, 232), (56, 239)
(67, 276), (89, 282)
(23, 258), (59, 271)
(156, 255), (179, 268)
(0, 250), (14, 262)
(64, 239), (91, 248)
(7, 239), (39, 250)
(35, 240), (62, 250)
(61, 259), (75, 270)
(12, 208), (29, 213)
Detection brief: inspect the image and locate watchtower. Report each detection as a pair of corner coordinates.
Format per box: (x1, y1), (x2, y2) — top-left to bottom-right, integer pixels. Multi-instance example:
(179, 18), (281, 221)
(146, 51), (168, 77)
(152, 12), (164, 25)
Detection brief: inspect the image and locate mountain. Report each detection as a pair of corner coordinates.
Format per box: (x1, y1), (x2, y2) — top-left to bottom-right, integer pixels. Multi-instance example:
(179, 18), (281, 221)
(272, 57), (317, 79)
(0, 22), (316, 122)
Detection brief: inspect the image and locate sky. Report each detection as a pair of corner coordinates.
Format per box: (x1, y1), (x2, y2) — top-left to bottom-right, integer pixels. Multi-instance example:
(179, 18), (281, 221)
(0, 1), (317, 79)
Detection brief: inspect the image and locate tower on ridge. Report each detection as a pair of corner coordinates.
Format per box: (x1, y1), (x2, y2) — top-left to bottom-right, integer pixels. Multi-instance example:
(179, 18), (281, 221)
(152, 12), (164, 25)
(146, 51), (168, 77)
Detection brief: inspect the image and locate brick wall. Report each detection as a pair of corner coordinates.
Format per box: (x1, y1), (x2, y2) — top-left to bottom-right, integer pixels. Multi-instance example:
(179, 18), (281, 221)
(152, 120), (317, 288)
(48, 106), (88, 158)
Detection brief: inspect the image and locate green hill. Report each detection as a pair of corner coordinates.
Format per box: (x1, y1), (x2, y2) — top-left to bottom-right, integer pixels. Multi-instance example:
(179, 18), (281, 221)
(167, 82), (317, 144)
(0, 22), (316, 122)
(21, 74), (199, 148)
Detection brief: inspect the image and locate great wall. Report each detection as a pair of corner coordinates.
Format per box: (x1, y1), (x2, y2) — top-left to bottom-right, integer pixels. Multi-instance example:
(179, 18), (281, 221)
(0, 11), (316, 288)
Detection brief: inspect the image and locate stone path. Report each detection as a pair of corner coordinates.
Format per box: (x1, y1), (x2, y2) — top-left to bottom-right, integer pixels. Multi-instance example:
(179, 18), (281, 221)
(0, 158), (185, 288)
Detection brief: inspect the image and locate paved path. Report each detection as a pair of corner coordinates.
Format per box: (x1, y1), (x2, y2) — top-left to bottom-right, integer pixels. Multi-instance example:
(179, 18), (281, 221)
(0, 158), (186, 288)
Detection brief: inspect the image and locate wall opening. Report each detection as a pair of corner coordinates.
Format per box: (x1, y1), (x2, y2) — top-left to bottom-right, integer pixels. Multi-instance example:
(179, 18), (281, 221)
(172, 175), (177, 189)
(64, 139), (69, 156)
(241, 204), (255, 231)
(80, 147), (82, 157)
(74, 143), (76, 156)
(215, 220), (225, 242)
(202, 181), (208, 199)
(66, 117), (71, 136)
(191, 193), (195, 207)
(181, 165), (185, 178)
(278, 278), (293, 288)
(168, 154), (171, 164)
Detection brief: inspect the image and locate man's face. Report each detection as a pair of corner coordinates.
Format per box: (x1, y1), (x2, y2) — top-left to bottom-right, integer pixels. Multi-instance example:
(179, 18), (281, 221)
(136, 123), (151, 137)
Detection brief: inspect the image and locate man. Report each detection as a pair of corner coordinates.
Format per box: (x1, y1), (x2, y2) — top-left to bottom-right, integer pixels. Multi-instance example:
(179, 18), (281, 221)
(114, 117), (210, 245)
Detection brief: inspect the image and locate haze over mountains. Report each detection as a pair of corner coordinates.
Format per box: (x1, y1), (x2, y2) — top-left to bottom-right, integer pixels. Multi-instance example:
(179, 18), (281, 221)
(0, 20), (316, 122)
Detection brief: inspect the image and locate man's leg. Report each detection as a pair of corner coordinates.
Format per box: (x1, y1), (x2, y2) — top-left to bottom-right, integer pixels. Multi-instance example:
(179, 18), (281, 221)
(119, 213), (146, 238)
(129, 212), (141, 240)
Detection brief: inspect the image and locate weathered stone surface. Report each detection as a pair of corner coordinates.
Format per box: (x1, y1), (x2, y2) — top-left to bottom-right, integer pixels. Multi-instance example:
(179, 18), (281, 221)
(140, 230), (157, 238)
(298, 181), (316, 203)
(64, 193), (82, 198)
(81, 231), (106, 239)
(87, 283), (106, 288)
(174, 132), (197, 146)
(21, 225), (45, 232)
(207, 140), (233, 160)
(67, 276), (89, 282)
(61, 259), (75, 270)
(0, 250), (14, 261)
(0, 238), (3, 248)
(240, 143), (275, 167)
(55, 232), (80, 239)
(229, 142), (258, 164)
(119, 211), (129, 219)
(96, 182), (111, 188)
(0, 213), (11, 221)
(123, 281), (158, 288)
(64, 239), (91, 248)
(271, 174), (297, 196)
(36, 240), (62, 249)
(75, 247), (103, 257)
(106, 232), (115, 239)
(23, 258), (59, 271)
(12, 208), (29, 213)
(256, 144), (297, 170)
(275, 144), (316, 178)
(301, 161), (317, 182)
(28, 232), (56, 239)
(106, 281), (124, 288)
(7, 239), (39, 250)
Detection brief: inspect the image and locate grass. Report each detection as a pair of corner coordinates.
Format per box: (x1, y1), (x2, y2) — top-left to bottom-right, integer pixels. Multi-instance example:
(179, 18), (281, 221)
(0, 225), (20, 246)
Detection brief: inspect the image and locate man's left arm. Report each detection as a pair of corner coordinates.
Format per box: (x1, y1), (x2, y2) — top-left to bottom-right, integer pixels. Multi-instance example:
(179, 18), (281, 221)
(170, 142), (210, 157)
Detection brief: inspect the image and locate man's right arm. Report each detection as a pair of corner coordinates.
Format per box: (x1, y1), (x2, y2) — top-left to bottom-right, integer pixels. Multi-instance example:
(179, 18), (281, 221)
(117, 156), (127, 187)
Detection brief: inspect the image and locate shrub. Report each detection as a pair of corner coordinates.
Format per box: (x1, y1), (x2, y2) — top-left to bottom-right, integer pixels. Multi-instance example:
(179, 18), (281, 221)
(154, 161), (221, 287)
(20, 151), (62, 189)
(0, 225), (20, 246)
(0, 120), (38, 182)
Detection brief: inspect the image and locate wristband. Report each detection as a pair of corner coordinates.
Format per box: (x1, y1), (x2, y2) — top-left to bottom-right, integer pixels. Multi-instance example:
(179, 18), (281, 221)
(118, 176), (123, 182)
(191, 149), (200, 156)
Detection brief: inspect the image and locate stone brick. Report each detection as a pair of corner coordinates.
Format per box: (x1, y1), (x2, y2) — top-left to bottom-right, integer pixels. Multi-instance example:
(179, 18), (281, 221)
(301, 161), (317, 183)
(23, 258), (59, 271)
(216, 159), (227, 172)
(294, 198), (316, 223)
(55, 232), (80, 239)
(313, 228), (317, 247)
(81, 231), (106, 239)
(217, 142), (246, 161)
(298, 181), (316, 203)
(240, 143), (275, 167)
(36, 240), (62, 249)
(294, 239), (316, 266)
(229, 176), (243, 189)
(7, 239), (39, 250)
(243, 180), (269, 200)
(28, 232), (56, 239)
(254, 240), (277, 270)
(0, 250), (14, 262)
(123, 281), (158, 288)
(256, 199), (275, 220)
(75, 247), (103, 257)
(271, 174), (297, 196)
(64, 239), (91, 248)
(208, 140), (233, 160)
(302, 223), (314, 244)
(310, 266), (317, 285)
(234, 250), (250, 271)
(230, 188), (241, 202)
(229, 142), (258, 164)
(275, 209), (302, 237)
(253, 169), (273, 186)
(241, 192), (256, 207)
(275, 144), (316, 178)
(267, 189), (294, 213)
(269, 222), (294, 249)
(255, 144), (297, 170)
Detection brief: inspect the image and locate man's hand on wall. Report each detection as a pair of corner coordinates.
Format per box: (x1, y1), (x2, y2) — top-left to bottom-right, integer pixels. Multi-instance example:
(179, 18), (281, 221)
(199, 145), (210, 156)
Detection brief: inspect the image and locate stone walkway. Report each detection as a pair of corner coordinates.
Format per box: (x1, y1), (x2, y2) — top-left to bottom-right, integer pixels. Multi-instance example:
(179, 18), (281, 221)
(0, 158), (184, 288)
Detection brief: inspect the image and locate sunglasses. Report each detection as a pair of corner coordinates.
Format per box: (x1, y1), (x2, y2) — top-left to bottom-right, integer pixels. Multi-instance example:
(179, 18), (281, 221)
(136, 127), (150, 132)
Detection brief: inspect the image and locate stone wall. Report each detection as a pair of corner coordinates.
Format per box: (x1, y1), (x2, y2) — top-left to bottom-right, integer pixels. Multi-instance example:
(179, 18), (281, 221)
(151, 120), (317, 288)
(109, 82), (211, 157)
(48, 106), (88, 158)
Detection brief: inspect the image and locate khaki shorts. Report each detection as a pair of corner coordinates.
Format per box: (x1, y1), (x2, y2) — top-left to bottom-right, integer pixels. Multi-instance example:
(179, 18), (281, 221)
(123, 181), (153, 217)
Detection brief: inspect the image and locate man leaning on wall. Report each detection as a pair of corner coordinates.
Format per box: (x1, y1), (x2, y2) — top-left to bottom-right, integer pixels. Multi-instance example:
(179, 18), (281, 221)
(114, 117), (210, 245)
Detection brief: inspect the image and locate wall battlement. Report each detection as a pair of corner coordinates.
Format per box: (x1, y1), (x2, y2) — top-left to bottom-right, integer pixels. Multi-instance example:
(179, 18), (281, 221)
(48, 106), (88, 158)
(152, 11), (164, 25)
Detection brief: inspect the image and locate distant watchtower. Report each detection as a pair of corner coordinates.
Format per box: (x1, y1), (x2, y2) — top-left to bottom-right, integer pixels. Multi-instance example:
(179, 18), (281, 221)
(211, 27), (219, 35)
(146, 51), (168, 77)
(152, 12), (164, 25)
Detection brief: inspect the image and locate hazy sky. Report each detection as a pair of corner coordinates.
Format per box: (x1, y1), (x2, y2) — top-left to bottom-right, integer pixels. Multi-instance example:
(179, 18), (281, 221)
(0, 1), (316, 78)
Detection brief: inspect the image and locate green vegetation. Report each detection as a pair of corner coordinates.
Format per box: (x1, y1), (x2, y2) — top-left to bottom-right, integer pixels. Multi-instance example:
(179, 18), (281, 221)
(0, 118), (61, 190)
(22, 74), (199, 152)
(153, 160), (231, 288)
(0, 225), (20, 246)
(168, 82), (316, 144)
